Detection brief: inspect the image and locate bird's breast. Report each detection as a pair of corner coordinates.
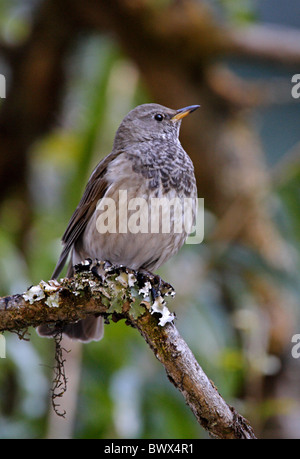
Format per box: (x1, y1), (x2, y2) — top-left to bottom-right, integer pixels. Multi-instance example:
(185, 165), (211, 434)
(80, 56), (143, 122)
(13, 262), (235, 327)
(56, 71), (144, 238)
(75, 149), (197, 271)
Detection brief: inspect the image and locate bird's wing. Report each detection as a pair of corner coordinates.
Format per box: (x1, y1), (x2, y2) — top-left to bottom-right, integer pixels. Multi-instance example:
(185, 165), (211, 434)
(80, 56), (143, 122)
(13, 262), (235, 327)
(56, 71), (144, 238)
(52, 150), (123, 279)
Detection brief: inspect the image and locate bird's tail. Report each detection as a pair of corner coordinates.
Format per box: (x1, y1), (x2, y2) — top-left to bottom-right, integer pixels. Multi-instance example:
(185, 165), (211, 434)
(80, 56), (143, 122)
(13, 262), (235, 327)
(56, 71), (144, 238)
(37, 315), (104, 342)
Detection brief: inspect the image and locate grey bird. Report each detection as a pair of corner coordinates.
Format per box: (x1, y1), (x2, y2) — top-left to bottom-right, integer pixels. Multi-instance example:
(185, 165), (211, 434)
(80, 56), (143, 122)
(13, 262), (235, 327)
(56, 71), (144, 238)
(37, 103), (199, 342)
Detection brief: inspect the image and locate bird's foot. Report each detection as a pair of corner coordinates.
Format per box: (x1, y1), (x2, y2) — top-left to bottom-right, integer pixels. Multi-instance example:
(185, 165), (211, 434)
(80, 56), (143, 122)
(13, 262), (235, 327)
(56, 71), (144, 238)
(136, 269), (175, 303)
(74, 259), (175, 301)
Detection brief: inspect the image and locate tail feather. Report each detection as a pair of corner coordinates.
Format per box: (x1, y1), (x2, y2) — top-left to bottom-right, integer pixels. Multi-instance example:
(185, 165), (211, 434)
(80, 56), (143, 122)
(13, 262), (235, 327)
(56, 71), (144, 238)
(37, 316), (104, 343)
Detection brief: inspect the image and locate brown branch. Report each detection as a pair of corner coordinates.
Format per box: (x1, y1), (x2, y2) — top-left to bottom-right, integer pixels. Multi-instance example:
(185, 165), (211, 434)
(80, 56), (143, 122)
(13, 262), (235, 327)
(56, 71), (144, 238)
(206, 65), (296, 108)
(0, 261), (256, 439)
(228, 24), (300, 66)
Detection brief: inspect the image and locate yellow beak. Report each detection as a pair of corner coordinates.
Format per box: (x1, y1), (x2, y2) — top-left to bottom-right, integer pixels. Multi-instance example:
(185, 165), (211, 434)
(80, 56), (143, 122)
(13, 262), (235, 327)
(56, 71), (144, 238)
(171, 104), (200, 121)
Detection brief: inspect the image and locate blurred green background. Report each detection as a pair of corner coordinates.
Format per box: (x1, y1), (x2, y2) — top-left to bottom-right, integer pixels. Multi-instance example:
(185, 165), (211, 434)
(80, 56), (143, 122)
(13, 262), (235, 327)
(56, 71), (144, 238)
(0, 0), (300, 439)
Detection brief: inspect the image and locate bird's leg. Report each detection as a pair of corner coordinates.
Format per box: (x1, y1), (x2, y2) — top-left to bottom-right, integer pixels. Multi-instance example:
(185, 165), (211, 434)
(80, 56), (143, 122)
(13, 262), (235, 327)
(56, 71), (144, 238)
(74, 260), (175, 303)
(74, 258), (115, 280)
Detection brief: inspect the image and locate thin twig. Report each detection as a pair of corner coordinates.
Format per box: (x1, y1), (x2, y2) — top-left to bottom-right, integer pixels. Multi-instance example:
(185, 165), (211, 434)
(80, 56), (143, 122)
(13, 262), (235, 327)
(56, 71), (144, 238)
(51, 332), (69, 418)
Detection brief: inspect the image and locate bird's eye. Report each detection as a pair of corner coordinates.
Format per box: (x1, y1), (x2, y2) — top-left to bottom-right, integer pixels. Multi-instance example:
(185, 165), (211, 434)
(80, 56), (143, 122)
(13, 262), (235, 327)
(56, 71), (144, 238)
(154, 113), (164, 122)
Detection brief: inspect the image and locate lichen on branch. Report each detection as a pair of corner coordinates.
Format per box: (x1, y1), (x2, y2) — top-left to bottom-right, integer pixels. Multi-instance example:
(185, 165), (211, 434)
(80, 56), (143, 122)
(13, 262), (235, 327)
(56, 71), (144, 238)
(0, 260), (175, 333)
(0, 259), (256, 439)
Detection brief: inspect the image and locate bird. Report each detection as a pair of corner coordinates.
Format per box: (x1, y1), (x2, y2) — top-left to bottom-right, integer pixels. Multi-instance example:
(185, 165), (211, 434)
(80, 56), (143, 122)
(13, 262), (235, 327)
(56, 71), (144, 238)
(37, 103), (199, 342)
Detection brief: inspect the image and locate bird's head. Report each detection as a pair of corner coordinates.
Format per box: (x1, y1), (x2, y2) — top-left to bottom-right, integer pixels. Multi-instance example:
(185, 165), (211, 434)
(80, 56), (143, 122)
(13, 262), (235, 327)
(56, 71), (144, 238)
(113, 103), (200, 149)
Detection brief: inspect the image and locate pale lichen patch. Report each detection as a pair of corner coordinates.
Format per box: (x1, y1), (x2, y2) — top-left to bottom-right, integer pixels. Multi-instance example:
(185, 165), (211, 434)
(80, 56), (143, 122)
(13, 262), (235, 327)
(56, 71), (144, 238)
(138, 281), (152, 302)
(128, 273), (137, 287)
(39, 279), (60, 293)
(23, 280), (62, 306)
(23, 285), (45, 304)
(45, 292), (60, 308)
(151, 295), (175, 326)
(115, 271), (129, 287)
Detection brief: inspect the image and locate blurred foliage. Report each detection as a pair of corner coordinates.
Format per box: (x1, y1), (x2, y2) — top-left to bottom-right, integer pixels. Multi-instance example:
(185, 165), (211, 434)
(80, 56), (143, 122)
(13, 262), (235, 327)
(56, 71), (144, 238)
(0, 0), (300, 439)
(212, 0), (258, 24)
